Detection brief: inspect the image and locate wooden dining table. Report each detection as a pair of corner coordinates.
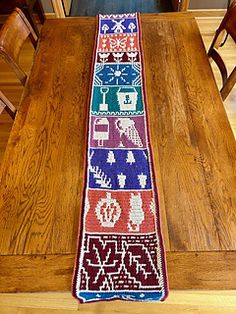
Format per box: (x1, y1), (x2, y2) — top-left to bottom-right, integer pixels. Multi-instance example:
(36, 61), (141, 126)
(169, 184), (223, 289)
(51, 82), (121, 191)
(0, 12), (236, 293)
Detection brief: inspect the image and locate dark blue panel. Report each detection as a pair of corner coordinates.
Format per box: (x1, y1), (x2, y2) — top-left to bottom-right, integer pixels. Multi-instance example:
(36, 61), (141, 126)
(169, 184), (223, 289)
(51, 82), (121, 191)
(78, 291), (164, 302)
(95, 63), (141, 86)
(88, 148), (152, 190)
(100, 18), (137, 34)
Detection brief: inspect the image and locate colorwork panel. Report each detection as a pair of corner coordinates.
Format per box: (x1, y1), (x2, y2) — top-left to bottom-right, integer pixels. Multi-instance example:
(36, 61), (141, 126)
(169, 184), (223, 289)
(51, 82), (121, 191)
(73, 13), (168, 303)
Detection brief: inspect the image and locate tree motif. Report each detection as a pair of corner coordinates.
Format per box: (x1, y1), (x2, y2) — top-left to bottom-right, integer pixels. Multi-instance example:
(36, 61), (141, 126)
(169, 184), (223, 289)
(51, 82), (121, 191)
(128, 22), (136, 33)
(102, 24), (109, 34)
(106, 151), (116, 165)
(126, 151), (135, 164)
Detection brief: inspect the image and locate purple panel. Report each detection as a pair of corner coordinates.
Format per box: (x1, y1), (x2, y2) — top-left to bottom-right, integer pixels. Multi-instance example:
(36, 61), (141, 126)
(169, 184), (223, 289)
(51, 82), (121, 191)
(90, 116), (147, 148)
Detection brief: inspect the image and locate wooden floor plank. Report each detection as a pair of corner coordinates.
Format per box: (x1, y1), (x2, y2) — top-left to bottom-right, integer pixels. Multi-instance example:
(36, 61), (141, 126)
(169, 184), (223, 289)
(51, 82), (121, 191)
(1, 290), (236, 313)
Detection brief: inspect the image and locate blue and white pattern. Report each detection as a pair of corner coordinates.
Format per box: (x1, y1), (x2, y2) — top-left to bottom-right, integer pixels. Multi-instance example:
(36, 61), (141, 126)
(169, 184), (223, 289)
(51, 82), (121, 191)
(94, 63), (141, 86)
(89, 149), (152, 190)
(100, 18), (137, 34)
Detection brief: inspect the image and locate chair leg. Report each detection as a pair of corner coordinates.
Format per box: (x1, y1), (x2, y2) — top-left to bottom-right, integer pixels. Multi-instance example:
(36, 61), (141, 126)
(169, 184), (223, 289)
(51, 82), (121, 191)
(221, 67), (236, 101)
(21, 6), (40, 37)
(34, 0), (45, 24)
(209, 48), (228, 86)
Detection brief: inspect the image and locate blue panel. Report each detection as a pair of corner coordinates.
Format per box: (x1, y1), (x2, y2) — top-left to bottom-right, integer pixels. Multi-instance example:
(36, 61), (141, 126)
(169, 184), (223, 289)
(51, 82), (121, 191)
(88, 149), (152, 190)
(78, 290), (164, 302)
(100, 18), (138, 34)
(95, 63), (141, 86)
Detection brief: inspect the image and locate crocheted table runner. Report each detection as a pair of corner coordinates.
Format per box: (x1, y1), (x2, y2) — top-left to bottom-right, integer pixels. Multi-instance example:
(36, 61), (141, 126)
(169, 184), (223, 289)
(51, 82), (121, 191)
(73, 13), (168, 303)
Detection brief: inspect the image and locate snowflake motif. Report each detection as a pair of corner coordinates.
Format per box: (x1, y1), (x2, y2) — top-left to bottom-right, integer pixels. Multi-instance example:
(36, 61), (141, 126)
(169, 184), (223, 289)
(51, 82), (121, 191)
(96, 64), (140, 86)
(105, 65), (128, 85)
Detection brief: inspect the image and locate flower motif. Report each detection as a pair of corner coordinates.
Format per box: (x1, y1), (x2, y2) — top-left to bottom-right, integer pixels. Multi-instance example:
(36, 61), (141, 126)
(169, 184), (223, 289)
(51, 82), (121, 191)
(99, 52), (110, 63)
(113, 52), (124, 63)
(127, 51), (138, 62)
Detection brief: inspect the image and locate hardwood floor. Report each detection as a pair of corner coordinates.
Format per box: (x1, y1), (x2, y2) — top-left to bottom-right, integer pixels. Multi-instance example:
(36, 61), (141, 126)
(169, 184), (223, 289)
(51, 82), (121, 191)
(0, 16), (235, 313)
(0, 290), (236, 313)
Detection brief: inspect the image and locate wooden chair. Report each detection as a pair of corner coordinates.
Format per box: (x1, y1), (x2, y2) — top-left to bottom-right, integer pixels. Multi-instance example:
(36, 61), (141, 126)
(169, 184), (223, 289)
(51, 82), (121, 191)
(208, 0), (236, 101)
(0, 7), (38, 86)
(0, 91), (17, 119)
(0, 0), (45, 36)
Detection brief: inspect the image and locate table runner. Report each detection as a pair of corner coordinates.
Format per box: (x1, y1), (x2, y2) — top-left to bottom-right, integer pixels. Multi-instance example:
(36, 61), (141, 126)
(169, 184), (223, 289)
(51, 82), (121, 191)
(73, 13), (168, 303)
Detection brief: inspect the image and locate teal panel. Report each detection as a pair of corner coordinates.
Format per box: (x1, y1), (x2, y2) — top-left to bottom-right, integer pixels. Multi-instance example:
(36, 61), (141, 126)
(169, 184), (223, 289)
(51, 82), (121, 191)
(91, 86), (144, 116)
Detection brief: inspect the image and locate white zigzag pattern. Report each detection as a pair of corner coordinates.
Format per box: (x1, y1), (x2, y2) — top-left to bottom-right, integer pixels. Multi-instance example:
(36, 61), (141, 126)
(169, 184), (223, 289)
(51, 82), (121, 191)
(91, 111), (144, 116)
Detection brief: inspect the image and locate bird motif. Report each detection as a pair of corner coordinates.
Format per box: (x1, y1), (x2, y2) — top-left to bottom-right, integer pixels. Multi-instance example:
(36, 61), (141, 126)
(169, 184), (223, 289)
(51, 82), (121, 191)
(115, 118), (143, 147)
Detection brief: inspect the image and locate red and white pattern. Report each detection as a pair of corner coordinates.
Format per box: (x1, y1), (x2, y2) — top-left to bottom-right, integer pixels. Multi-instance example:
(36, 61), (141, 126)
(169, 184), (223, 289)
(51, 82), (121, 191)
(85, 190), (156, 233)
(79, 233), (162, 291)
(98, 34), (139, 52)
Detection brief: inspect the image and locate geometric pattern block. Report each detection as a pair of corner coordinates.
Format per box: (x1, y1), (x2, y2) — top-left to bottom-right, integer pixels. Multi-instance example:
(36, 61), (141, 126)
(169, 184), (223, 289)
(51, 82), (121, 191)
(98, 33), (139, 52)
(90, 116), (147, 149)
(78, 233), (164, 294)
(94, 63), (141, 86)
(85, 190), (157, 233)
(88, 148), (152, 190)
(100, 18), (137, 34)
(97, 51), (140, 63)
(91, 86), (144, 116)
(73, 13), (168, 304)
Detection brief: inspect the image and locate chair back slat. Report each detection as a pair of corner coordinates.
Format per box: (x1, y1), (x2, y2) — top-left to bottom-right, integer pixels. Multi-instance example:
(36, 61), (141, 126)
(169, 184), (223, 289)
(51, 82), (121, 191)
(208, 0), (236, 100)
(222, 0), (236, 43)
(0, 8), (38, 85)
(0, 91), (17, 120)
(0, 99), (6, 115)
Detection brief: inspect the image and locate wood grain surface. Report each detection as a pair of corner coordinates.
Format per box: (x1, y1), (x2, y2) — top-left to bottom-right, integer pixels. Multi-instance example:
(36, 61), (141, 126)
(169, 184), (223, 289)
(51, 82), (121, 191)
(0, 251), (236, 292)
(0, 13), (236, 291)
(1, 290), (236, 314)
(142, 15), (236, 252)
(0, 18), (95, 255)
